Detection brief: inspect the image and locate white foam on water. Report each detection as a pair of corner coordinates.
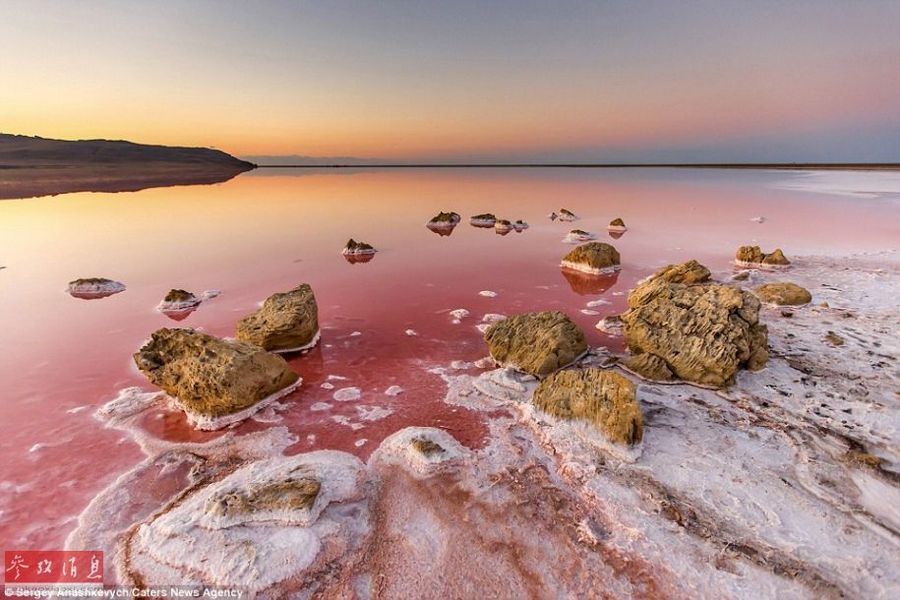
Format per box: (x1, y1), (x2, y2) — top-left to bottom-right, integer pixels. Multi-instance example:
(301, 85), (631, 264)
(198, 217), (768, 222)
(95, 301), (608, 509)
(580, 309), (600, 316)
(384, 385), (404, 396)
(585, 298), (610, 307)
(333, 387), (362, 402)
(405, 329), (418, 336)
(355, 405), (394, 422)
(310, 402), (332, 412)
(478, 290), (498, 297)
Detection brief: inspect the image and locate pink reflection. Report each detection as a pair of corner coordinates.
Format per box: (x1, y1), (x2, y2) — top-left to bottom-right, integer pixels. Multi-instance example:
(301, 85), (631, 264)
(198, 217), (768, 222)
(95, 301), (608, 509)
(343, 253), (375, 264)
(560, 267), (620, 296)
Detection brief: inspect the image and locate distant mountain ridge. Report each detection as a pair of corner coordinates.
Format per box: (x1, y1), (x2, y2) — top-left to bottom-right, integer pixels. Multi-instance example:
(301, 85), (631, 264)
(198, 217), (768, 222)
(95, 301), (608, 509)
(0, 134), (255, 169)
(0, 134), (255, 200)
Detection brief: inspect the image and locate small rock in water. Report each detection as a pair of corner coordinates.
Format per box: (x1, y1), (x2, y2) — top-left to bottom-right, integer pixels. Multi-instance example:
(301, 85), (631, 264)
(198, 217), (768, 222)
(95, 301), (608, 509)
(607, 217), (627, 232)
(67, 277), (126, 300)
(449, 308), (470, 322)
(564, 229), (597, 244)
(750, 216), (766, 223)
(384, 385), (404, 396)
(513, 219), (529, 231)
(404, 329), (418, 336)
(585, 298), (610, 307)
(560, 242), (621, 275)
(494, 219), (513, 234)
(470, 213), (497, 227)
(157, 289), (202, 313)
(735, 245), (791, 267)
(557, 208), (579, 221)
(479, 290), (498, 297)
(341, 238), (377, 256)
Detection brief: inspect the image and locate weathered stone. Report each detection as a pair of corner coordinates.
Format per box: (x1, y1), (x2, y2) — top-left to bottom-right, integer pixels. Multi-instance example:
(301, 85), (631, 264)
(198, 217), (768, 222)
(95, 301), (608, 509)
(67, 277), (126, 299)
(484, 311), (587, 377)
(620, 261), (768, 387)
(163, 289), (196, 303)
(236, 284), (319, 352)
(608, 218), (627, 231)
(754, 282), (812, 305)
(428, 211), (461, 225)
(207, 477), (321, 517)
(532, 369), (643, 445)
(470, 213), (496, 226)
(623, 353), (675, 382)
(558, 208), (579, 221)
(736, 245), (791, 266)
(342, 239), (376, 255)
(133, 328), (300, 427)
(410, 437), (445, 456)
(561, 242), (621, 274)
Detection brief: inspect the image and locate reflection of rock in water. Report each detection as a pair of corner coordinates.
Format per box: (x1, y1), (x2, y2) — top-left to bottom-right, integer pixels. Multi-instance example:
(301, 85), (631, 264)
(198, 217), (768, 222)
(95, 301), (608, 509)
(560, 267), (619, 295)
(426, 223), (456, 236)
(160, 307), (197, 321)
(343, 253), (375, 264)
(608, 230), (625, 240)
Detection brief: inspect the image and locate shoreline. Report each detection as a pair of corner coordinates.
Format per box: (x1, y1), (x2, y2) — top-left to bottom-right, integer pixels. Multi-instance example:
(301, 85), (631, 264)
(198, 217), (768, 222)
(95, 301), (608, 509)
(254, 163), (900, 171)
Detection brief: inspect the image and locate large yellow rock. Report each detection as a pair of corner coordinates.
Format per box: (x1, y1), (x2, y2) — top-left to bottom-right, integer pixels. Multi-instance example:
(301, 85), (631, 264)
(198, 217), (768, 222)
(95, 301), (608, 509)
(484, 311), (587, 377)
(532, 369), (643, 445)
(236, 284), (320, 352)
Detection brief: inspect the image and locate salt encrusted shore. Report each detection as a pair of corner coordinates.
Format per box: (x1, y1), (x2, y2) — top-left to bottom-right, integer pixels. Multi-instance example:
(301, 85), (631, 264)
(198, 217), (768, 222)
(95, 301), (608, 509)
(560, 260), (620, 275)
(65, 252), (898, 598)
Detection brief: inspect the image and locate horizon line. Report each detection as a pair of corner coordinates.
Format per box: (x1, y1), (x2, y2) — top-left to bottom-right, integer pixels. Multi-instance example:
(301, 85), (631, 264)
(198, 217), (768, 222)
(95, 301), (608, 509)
(254, 162), (900, 171)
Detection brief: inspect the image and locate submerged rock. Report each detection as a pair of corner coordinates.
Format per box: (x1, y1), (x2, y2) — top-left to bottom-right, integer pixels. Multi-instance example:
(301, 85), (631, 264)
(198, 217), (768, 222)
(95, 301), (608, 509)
(470, 213), (497, 227)
(560, 242), (621, 275)
(736, 245), (791, 267)
(532, 369), (643, 445)
(484, 311), (587, 377)
(133, 328), (300, 429)
(236, 284), (320, 353)
(557, 208), (579, 222)
(608, 218), (627, 232)
(754, 282), (812, 306)
(67, 277), (126, 299)
(342, 238), (377, 256)
(620, 261), (768, 387)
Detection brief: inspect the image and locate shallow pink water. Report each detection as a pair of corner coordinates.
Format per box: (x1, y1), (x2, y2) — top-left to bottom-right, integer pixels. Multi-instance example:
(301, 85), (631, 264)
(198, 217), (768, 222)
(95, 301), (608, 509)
(0, 167), (897, 550)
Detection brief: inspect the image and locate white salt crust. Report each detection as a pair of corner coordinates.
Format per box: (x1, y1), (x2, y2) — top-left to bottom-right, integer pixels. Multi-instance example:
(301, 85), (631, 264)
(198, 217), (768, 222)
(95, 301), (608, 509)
(172, 377), (303, 431)
(270, 329), (321, 354)
(563, 231), (597, 243)
(560, 260), (621, 275)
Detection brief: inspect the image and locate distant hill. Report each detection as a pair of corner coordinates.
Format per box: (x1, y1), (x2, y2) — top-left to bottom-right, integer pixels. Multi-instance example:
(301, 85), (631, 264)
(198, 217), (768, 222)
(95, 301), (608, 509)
(0, 134), (255, 200)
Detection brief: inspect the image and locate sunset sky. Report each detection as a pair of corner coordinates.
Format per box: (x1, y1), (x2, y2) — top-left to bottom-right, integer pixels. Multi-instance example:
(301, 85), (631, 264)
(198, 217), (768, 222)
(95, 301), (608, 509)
(1, 0), (898, 162)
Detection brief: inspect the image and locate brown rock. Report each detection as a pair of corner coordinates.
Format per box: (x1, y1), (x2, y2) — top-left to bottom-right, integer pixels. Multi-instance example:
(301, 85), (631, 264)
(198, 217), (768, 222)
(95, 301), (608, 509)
(484, 311), (587, 377)
(762, 248), (790, 266)
(736, 245), (791, 266)
(410, 437), (445, 456)
(608, 217), (627, 230)
(561, 242), (621, 274)
(825, 331), (845, 346)
(133, 328), (300, 427)
(623, 353), (675, 382)
(620, 261), (768, 387)
(754, 282), (812, 306)
(236, 284), (319, 352)
(532, 369), (643, 445)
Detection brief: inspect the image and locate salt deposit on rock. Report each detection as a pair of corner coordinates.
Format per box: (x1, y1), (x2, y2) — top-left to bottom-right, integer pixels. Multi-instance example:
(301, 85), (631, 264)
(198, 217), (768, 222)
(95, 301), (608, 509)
(426, 212), (461, 235)
(384, 385), (404, 396)
(342, 238), (377, 256)
(607, 217), (627, 232)
(156, 289), (201, 312)
(563, 229), (597, 243)
(369, 427), (468, 477)
(470, 213), (496, 227)
(513, 219), (529, 231)
(333, 387), (362, 402)
(557, 208), (579, 221)
(735, 245), (791, 268)
(595, 315), (624, 335)
(449, 308), (470, 322)
(133, 328), (301, 430)
(67, 277), (126, 299)
(479, 290), (498, 297)
(494, 219), (513, 234)
(310, 402), (332, 411)
(560, 242), (621, 275)
(236, 283), (320, 353)
(404, 329), (418, 336)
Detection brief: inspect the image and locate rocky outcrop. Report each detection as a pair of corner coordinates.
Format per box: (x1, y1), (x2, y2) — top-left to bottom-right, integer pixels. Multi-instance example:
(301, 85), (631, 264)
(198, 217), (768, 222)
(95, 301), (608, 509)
(608, 218), (627, 232)
(470, 213), (496, 227)
(560, 242), (621, 275)
(342, 239), (376, 256)
(67, 277), (126, 299)
(754, 282), (812, 306)
(133, 328), (300, 429)
(736, 245), (791, 267)
(484, 311), (587, 377)
(620, 261), (768, 387)
(558, 208), (579, 222)
(532, 369), (643, 445)
(236, 284), (320, 353)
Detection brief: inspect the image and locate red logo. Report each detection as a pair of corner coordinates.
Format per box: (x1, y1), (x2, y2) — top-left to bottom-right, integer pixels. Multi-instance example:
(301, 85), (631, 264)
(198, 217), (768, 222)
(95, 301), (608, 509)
(3, 551), (103, 584)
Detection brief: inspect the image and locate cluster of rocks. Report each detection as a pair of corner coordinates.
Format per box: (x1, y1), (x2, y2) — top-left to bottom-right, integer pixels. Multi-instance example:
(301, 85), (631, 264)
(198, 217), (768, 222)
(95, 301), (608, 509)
(133, 283), (320, 430)
(735, 245), (791, 267)
(482, 310), (643, 445)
